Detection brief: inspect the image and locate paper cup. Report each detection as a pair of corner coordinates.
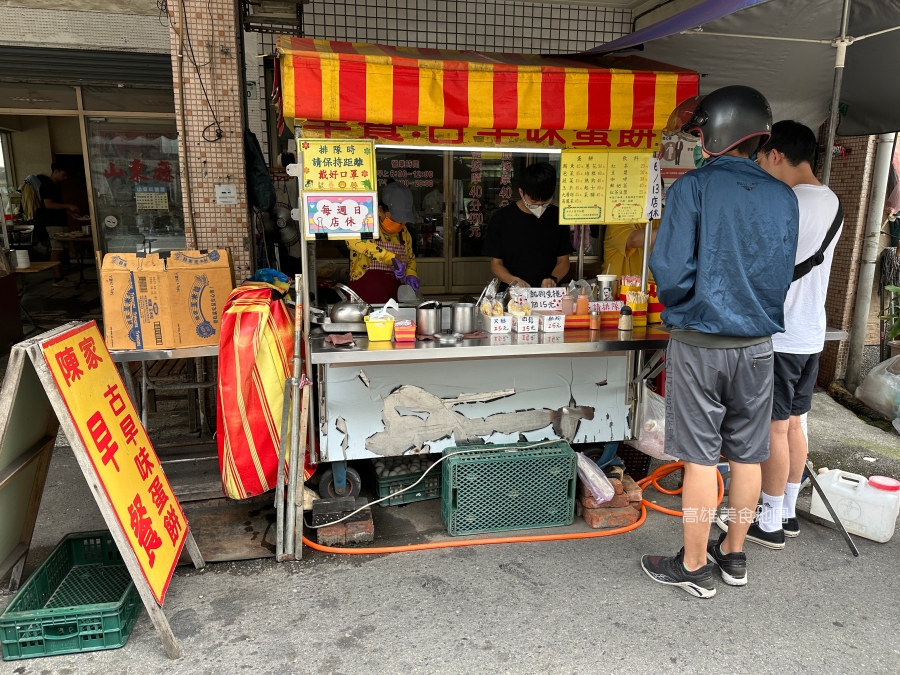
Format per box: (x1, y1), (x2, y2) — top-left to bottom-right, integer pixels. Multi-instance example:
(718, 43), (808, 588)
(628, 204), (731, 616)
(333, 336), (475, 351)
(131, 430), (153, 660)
(595, 274), (618, 302)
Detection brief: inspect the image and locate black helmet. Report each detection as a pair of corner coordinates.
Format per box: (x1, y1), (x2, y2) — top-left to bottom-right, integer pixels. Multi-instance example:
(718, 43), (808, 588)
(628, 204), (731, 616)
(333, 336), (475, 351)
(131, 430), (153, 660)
(666, 86), (772, 156)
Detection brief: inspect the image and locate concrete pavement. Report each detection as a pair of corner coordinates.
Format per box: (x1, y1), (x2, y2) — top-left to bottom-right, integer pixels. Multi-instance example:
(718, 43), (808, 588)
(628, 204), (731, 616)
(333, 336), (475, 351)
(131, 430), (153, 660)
(1, 391), (898, 674)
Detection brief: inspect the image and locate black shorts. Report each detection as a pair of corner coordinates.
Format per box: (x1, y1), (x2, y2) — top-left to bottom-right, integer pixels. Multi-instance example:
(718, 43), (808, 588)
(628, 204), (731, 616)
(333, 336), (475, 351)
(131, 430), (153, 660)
(772, 352), (820, 421)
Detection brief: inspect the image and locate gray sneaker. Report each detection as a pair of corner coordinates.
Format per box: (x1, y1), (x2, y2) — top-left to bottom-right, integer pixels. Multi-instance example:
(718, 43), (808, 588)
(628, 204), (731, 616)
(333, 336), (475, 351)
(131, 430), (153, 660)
(641, 548), (716, 599)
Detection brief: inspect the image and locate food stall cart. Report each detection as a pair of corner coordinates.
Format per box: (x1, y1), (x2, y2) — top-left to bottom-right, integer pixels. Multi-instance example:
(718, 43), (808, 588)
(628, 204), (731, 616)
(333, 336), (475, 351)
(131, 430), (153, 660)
(273, 37), (700, 556)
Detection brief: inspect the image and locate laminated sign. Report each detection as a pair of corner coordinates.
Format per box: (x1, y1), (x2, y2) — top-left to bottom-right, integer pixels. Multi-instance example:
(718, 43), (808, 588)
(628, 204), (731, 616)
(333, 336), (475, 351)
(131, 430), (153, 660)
(40, 323), (187, 604)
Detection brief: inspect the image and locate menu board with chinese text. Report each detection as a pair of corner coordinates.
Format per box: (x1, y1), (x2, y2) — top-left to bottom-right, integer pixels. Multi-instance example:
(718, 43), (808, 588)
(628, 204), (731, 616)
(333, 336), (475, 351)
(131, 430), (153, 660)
(558, 150), (656, 225)
(559, 152), (608, 225)
(300, 139), (376, 192)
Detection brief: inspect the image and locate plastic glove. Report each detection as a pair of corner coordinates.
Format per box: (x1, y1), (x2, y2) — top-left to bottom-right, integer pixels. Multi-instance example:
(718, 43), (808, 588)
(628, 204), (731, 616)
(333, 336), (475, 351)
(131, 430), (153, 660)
(391, 257), (407, 280)
(405, 274), (420, 292)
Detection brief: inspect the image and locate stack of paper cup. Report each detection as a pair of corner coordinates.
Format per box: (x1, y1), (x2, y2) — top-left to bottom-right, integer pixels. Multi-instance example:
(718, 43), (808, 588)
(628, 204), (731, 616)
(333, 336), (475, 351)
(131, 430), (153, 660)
(15, 249), (30, 269)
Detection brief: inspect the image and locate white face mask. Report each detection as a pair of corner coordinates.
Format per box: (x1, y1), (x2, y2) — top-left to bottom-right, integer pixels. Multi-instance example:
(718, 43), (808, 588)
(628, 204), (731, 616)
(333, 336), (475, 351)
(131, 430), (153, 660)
(521, 194), (549, 218)
(527, 203), (548, 218)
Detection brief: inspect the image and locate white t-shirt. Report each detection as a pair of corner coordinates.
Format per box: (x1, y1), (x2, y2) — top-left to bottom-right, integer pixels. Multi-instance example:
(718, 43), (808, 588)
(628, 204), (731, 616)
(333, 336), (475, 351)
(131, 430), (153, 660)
(772, 184), (842, 354)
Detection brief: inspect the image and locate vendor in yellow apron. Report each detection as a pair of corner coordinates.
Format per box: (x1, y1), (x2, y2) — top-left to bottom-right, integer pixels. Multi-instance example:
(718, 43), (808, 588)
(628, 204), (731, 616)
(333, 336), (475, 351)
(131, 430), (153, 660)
(346, 181), (420, 304)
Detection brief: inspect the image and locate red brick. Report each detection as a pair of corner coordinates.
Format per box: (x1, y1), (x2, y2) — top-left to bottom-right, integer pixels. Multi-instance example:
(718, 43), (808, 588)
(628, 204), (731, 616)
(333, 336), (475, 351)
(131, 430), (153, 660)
(622, 475), (643, 503)
(317, 522), (347, 546)
(579, 492), (630, 509)
(346, 518), (374, 543)
(582, 506), (640, 529)
(579, 477), (623, 498)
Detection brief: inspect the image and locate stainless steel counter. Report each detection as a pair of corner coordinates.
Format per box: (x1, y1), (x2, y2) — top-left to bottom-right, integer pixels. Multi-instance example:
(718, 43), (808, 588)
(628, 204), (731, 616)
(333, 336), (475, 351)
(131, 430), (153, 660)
(309, 327), (671, 365)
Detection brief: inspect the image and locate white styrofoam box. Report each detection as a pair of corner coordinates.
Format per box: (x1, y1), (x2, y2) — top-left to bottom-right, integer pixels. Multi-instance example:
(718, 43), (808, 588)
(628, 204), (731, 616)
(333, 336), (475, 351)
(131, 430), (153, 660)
(482, 313), (512, 334)
(515, 332), (539, 345)
(512, 315), (538, 333)
(538, 313), (565, 333)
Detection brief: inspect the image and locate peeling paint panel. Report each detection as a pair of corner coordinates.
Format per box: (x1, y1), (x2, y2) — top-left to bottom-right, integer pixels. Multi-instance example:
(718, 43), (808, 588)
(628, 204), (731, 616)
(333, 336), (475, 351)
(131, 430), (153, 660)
(319, 356), (629, 462)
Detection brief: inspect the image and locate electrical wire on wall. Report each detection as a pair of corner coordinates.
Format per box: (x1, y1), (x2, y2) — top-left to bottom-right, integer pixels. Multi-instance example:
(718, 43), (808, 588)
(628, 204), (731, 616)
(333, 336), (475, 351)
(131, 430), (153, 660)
(178, 0), (224, 142)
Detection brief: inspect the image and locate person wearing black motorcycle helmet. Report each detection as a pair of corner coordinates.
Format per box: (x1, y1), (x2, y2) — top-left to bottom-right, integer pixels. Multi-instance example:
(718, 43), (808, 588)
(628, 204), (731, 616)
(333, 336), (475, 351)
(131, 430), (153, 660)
(641, 86), (800, 599)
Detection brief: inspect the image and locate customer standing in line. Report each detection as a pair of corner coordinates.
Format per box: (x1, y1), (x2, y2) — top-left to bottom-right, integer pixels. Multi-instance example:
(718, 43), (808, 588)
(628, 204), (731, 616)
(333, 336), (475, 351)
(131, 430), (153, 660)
(716, 120), (843, 548)
(641, 86), (799, 598)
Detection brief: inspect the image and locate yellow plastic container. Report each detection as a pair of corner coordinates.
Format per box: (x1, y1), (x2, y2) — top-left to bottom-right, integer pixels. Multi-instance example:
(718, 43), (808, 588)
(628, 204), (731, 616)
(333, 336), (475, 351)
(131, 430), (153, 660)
(364, 315), (395, 341)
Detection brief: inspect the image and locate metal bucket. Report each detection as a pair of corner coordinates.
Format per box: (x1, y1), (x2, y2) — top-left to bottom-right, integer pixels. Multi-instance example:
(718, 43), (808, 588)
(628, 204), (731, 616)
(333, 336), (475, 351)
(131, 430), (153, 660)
(451, 303), (476, 334)
(416, 301), (442, 336)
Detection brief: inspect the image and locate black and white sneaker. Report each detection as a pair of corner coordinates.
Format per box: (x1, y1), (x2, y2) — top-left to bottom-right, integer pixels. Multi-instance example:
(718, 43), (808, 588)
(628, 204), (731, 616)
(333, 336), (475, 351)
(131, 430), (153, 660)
(716, 511), (786, 550)
(706, 532), (747, 586)
(783, 517), (800, 538)
(641, 548), (716, 599)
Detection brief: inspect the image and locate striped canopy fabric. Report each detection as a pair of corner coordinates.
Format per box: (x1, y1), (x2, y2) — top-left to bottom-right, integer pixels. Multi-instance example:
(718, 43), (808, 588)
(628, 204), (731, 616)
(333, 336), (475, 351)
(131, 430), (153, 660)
(277, 36), (698, 131)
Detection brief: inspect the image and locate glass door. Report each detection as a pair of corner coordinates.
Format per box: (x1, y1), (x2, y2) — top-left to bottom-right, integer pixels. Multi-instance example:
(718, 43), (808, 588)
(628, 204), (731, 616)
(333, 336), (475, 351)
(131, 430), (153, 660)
(86, 117), (185, 253)
(450, 150), (561, 294)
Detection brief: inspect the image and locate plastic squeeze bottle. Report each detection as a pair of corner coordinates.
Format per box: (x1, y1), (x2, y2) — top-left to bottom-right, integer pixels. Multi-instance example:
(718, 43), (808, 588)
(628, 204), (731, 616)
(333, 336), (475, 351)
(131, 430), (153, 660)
(575, 292), (590, 315)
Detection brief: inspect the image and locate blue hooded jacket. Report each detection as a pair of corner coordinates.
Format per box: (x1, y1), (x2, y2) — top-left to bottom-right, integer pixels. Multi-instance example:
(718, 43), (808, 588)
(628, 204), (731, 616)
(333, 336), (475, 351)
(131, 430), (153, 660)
(649, 155), (799, 338)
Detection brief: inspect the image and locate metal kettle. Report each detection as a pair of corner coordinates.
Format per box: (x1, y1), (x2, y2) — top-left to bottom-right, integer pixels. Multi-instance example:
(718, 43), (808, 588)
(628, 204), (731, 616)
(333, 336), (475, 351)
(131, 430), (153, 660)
(330, 283), (372, 323)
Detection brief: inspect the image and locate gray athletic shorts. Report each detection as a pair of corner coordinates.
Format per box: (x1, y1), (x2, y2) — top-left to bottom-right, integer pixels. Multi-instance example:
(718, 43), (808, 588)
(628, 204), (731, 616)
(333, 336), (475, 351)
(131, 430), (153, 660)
(664, 338), (774, 466)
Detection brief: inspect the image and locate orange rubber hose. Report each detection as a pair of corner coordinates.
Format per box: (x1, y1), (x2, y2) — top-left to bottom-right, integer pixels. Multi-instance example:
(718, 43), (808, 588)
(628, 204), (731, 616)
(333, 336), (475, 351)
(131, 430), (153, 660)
(300, 461), (721, 555)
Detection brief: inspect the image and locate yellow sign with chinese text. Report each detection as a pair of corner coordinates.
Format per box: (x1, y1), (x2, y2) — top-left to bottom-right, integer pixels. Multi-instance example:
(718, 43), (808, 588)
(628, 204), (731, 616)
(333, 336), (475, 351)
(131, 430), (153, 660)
(605, 152), (652, 224)
(559, 152), (609, 224)
(299, 139), (376, 192)
(296, 121), (662, 152)
(559, 150), (655, 225)
(40, 322), (187, 605)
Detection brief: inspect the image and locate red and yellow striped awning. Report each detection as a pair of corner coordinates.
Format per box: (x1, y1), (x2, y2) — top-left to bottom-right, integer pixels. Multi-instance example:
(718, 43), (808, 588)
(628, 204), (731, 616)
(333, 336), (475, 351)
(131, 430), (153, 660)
(277, 36), (698, 131)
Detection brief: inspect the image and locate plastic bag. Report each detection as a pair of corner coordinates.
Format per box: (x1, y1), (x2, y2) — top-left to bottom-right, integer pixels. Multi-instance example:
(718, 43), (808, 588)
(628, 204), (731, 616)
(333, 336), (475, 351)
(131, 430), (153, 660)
(370, 298), (399, 320)
(626, 386), (676, 461)
(507, 281), (532, 316)
(479, 278), (506, 316)
(576, 452), (615, 504)
(855, 355), (900, 421)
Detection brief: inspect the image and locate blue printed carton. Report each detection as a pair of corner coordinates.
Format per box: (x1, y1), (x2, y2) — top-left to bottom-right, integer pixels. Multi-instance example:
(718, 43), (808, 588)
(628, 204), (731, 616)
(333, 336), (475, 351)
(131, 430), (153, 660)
(99, 250), (233, 351)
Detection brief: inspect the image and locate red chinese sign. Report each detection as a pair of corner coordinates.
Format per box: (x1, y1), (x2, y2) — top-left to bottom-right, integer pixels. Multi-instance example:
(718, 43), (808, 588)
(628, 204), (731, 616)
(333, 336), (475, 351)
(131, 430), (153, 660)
(41, 322), (187, 604)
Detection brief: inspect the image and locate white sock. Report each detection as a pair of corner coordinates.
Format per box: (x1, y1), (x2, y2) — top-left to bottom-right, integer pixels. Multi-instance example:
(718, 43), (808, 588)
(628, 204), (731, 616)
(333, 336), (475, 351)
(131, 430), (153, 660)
(784, 482), (801, 519)
(759, 491), (784, 533)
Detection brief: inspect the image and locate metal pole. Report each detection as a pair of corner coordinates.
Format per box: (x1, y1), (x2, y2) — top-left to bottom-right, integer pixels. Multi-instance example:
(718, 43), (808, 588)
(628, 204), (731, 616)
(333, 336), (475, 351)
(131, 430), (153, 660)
(640, 220), (652, 293)
(845, 132), (897, 391)
(284, 275), (303, 559)
(821, 0), (853, 186)
(577, 226), (585, 280)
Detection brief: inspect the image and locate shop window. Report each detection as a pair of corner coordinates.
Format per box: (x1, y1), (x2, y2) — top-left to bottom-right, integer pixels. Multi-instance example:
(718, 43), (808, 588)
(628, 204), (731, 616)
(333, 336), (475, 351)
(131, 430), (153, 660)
(86, 118), (185, 253)
(374, 149), (444, 258)
(451, 151), (560, 258)
(0, 131), (12, 222)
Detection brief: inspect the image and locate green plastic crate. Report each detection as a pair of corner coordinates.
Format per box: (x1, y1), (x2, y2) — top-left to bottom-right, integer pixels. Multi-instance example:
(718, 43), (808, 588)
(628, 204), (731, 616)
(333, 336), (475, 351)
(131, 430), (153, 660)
(0, 531), (142, 661)
(441, 441), (577, 536)
(376, 470), (442, 507)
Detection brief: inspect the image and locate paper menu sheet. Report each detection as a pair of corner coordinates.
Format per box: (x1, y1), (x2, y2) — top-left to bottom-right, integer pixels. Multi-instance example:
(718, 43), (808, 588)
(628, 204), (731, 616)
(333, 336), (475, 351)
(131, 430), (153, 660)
(605, 152), (650, 223)
(558, 150), (654, 225)
(559, 152), (608, 225)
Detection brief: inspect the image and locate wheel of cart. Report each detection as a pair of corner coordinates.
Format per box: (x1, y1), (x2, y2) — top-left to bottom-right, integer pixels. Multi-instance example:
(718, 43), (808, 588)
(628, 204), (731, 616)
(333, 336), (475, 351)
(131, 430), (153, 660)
(317, 463), (362, 498)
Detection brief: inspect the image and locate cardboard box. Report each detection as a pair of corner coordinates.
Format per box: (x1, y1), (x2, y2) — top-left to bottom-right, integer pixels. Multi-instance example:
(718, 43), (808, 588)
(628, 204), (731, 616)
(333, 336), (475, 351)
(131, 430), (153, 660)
(100, 250), (234, 351)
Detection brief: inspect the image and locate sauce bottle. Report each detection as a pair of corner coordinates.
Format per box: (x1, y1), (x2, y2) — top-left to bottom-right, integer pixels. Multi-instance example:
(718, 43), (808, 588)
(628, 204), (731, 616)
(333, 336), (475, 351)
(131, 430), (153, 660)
(589, 311), (601, 330)
(575, 293), (589, 315)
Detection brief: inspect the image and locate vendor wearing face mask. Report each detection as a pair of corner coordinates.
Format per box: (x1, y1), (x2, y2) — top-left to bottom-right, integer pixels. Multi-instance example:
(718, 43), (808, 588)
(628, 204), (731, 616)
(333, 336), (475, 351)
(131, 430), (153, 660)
(482, 162), (572, 289)
(346, 181), (420, 304)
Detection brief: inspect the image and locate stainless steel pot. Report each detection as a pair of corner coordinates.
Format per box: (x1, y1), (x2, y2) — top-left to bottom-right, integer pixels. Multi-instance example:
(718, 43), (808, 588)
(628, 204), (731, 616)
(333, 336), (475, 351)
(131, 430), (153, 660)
(416, 300), (442, 336)
(451, 303), (476, 334)
(330, 283), (372, 323)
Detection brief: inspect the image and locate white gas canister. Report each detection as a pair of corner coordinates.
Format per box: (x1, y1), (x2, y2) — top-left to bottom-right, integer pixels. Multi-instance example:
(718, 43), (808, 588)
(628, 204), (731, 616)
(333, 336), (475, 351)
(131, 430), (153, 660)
(810, 470), (900, 543)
